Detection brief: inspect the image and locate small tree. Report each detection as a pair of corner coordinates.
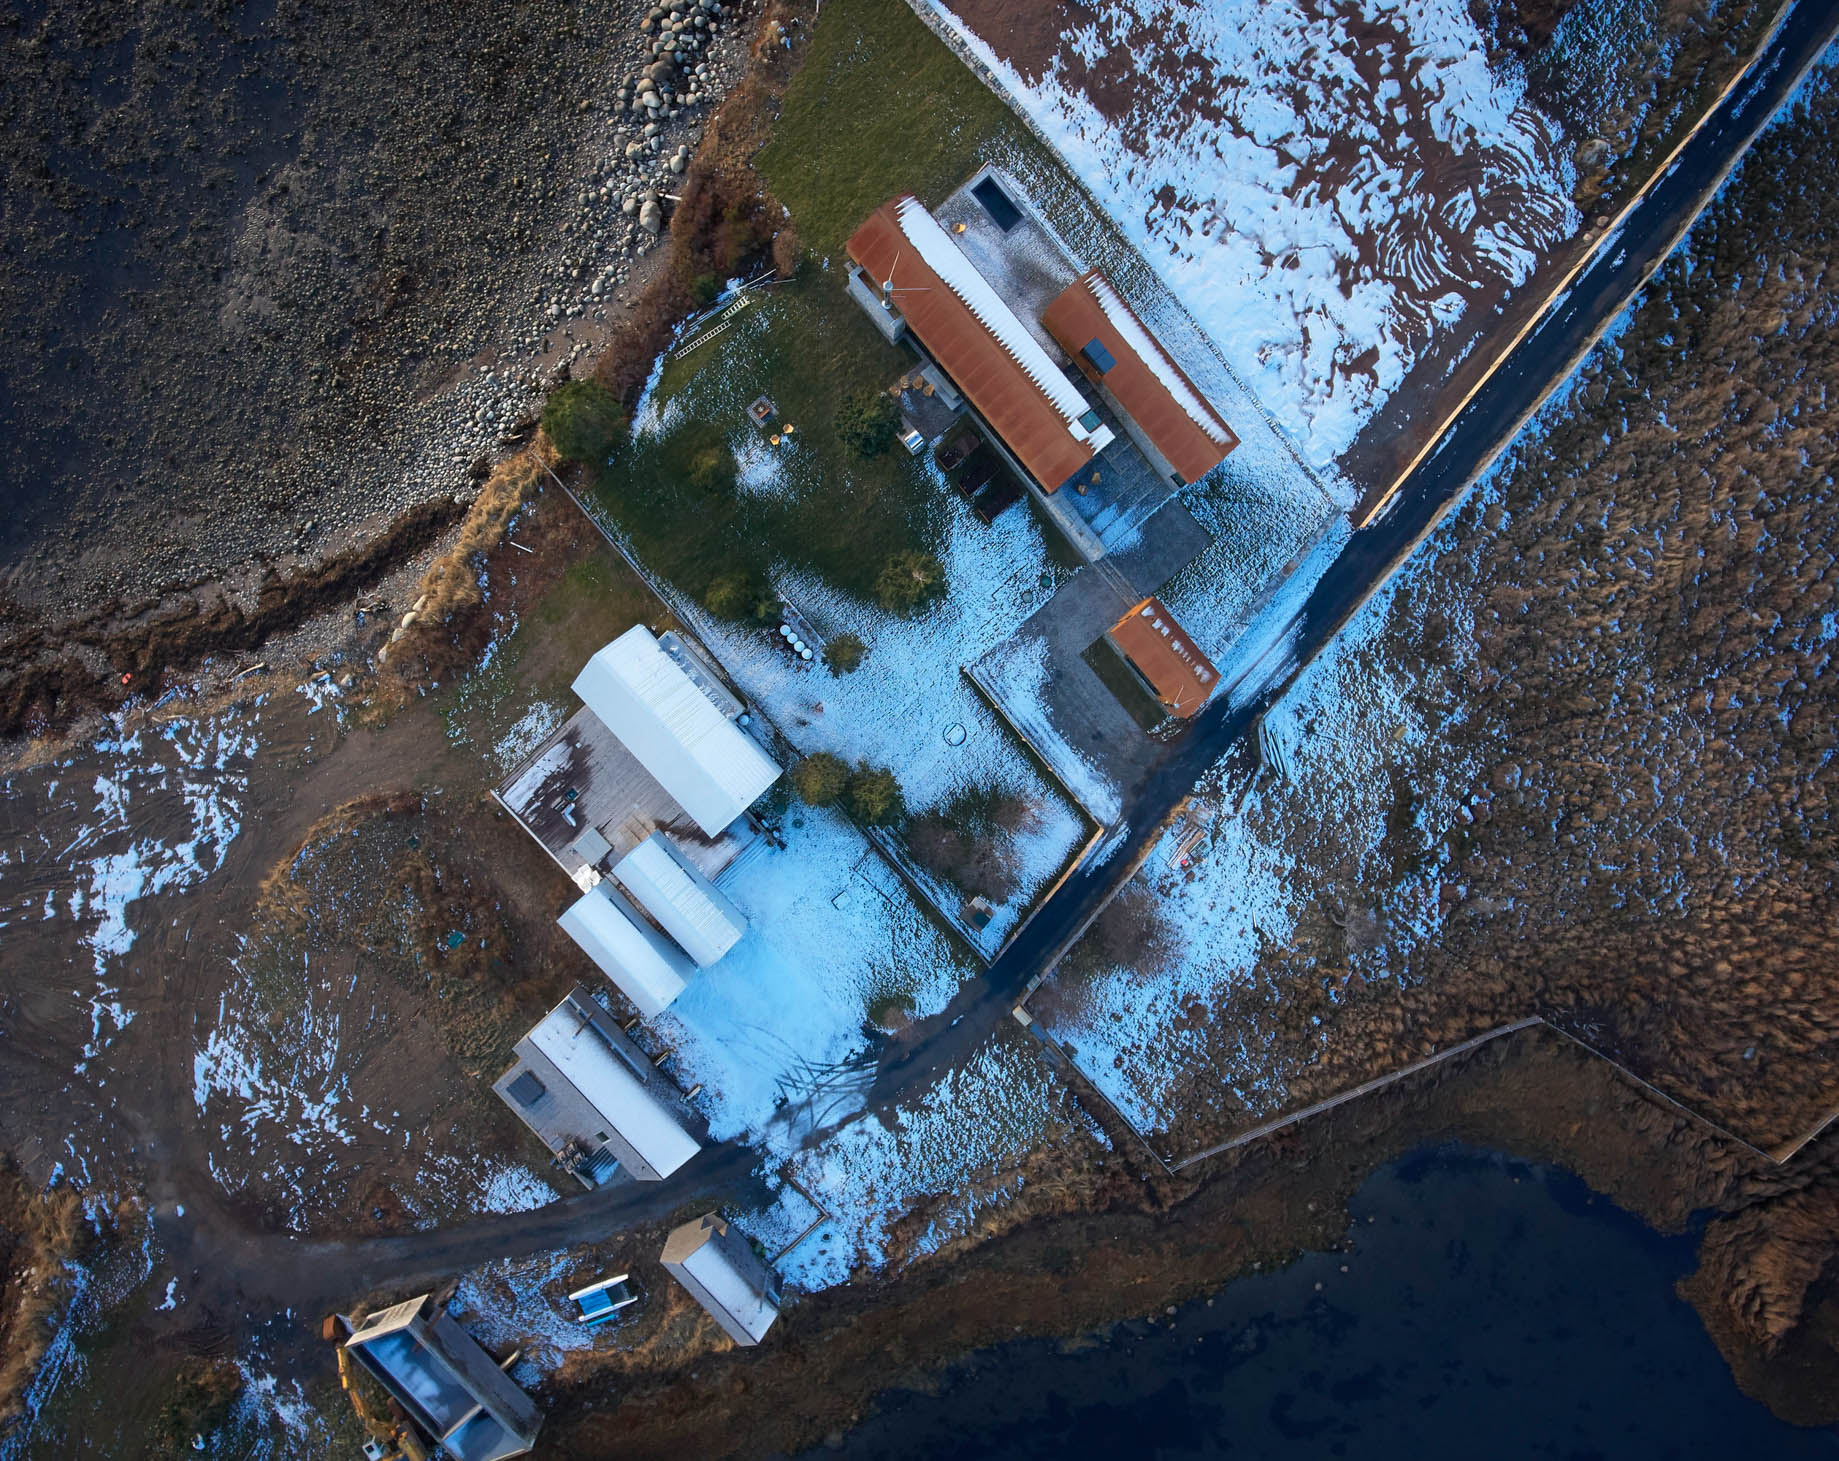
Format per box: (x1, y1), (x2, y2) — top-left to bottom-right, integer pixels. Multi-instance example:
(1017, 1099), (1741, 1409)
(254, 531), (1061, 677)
(822, 632), (866, 675)
(790, 752), (849, 807)
(845, 762), (905, 827)
(704, 567), (779, 627)
(541, 380), (625, 464)
(874, 550), (946, 615)
(837, 389), (901, 457)
(686, 443), (736, 497)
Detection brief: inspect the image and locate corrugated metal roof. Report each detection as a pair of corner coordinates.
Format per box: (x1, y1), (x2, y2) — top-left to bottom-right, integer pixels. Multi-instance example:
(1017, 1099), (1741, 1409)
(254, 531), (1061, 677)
(557, 881), (693, 1019)
(1106, 596), (1219, 719)
(523, 994), (701, 1178)
(572, 627), (781, 837)
(1042, 269), (1238, 486)
(847, 195), (1107, 492)
(613, 833), (745, 968)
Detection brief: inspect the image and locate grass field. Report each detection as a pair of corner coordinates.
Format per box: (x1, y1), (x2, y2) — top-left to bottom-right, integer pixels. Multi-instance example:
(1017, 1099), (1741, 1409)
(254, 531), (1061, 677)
(755, 0), (1041, 257)
(593, 275), (978, 609)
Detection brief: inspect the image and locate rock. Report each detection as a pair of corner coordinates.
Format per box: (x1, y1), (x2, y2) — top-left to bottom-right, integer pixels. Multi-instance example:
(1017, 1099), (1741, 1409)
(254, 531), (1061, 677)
(668, 153), (686, 174)
(639, 198), (663, 234)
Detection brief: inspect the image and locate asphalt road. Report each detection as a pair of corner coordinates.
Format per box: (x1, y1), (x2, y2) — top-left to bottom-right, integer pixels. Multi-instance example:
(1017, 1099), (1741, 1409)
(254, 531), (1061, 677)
(870, 0), (1839, 1105)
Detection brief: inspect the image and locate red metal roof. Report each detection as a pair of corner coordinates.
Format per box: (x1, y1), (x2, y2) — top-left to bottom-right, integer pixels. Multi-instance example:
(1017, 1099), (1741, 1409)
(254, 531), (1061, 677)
(1043, 270), (1238, 486)
(1106, 597), (1218, 719)
(846, 197), (1098, 493)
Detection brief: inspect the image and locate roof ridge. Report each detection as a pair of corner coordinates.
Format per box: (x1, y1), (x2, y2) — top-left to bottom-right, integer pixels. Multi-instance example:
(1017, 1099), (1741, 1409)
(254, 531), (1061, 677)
(1082, 272), (1232, 446)
(893, 196), (1093, 435)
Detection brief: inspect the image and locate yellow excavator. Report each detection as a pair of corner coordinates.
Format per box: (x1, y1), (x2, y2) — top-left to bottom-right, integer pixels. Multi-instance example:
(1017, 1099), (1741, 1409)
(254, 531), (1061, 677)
(323, 1315), (431, 1461)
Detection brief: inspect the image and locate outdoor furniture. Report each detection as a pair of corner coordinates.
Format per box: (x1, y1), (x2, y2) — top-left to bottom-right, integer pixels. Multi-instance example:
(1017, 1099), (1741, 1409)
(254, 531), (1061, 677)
(568, 1274), (640, 1325)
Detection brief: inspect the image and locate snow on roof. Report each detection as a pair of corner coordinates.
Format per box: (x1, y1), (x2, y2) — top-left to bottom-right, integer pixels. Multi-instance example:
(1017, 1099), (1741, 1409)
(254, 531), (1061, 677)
(1107, 596), (1218, 718)
(613, 833), (745, 969)
(661, 1214), (779, 1345)
(524, 996), (701, 1178)
(557, 882), (694, 1019)
(572, 627), (781, 838)
(1082, 273), (1233, 447)
(893, 197), (1103, 441)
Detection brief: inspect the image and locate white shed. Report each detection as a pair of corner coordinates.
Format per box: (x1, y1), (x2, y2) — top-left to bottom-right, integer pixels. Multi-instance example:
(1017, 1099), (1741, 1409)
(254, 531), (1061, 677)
(613, 833), (746, 968)
(572, 627), (781, 837)
(499, 989), (702, 1181)
(660, 1212), (781, 1347)
(557, 881), (694, 1019)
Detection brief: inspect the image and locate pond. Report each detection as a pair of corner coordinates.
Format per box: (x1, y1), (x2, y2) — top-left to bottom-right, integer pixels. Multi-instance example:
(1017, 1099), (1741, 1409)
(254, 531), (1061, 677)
(801, 1144), (1839, 1459)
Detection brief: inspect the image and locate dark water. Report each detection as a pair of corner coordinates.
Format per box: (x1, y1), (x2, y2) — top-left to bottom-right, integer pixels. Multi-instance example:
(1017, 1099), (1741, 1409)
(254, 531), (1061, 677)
(808, 1146), (1839, 1460)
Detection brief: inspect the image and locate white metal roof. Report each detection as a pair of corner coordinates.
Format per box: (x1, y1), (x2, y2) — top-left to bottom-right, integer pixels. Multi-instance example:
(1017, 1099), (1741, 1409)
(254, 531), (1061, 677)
(572, 627), (781, 837)
(524, 1000), (701, 1178)
(895, 196), (1111, 450)
(613, 833), (746, 968)
(557, 882), (693, 1019)
(662, 1217), (779, 1344)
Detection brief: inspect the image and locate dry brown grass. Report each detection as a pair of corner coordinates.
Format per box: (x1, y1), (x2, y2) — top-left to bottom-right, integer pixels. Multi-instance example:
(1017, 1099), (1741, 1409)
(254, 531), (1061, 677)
(0, 1160), (87, 1424)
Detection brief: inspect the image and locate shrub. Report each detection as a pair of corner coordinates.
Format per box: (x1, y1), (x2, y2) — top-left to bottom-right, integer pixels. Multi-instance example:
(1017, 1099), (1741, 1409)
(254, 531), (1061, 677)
(837, 388), (901, 457)
(541, 379), (625, 464)
(686, 442), (737, 497)
(822, 632), (866, 675)
(905, 786), (1039, 902)
(704, 566), (779, 626)
(874, 550), (946, 615)
(907, 813), (1020, 903)
(690, 272), (723, 307)
(790, 752), (849, 806)
(845, 762), (905, 827)
(771, 224), (803, 280)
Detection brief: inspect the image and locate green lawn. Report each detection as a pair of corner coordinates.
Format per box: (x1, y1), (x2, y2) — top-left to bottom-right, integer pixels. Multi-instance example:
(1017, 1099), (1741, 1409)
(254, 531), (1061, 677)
(590, 274), (954, 607)
(439, 543), (669, 776)
(755, 0), (1041, 256)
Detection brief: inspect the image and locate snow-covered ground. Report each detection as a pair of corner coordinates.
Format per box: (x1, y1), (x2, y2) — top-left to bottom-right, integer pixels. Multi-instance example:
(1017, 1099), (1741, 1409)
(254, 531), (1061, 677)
(763, 1029), (1087, 1291)
(662, 804), (972, 1143)
(924, 0), (1579, 464)
(1028, 511), (1492, 1144)
(0, 713), (256, 1078)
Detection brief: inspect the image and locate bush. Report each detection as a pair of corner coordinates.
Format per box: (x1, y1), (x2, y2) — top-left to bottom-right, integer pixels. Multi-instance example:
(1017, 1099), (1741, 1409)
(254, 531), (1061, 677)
(690, 272), (723, 307)
(874, 550), (946, 615)
(905, 786), (1040, 902)
(704, 566), (779, 626)
(837, 389), (901, 457)
(907, 814), (1020, 903)
(771, 224), (803, 280)
(541, 379), (625, 464)
(845, 762), (905, 827)
(686, 442), (737, 497)
(823, 633), (866, 675)
(791, 752), (850, 806)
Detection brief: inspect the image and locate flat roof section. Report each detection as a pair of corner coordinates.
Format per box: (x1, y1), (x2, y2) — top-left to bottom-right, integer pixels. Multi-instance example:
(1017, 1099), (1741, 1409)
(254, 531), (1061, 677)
(846, 194), (1110, 493)
(558, 881), (695, 1019)
(1042, 270), (1238, 487)
(1105, 597), (1219, 719)
(573, 627), (782, 838)
(613, 832), (746, 969)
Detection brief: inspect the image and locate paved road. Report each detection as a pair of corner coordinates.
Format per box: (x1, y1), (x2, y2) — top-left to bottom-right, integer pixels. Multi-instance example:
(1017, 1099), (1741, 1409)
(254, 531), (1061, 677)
(156, 0), (1836, 1351)
(871, 0), (1839, 1104)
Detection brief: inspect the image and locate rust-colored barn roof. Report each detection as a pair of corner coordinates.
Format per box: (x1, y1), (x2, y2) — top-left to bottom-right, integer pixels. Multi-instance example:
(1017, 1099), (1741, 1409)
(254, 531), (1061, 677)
(1106, 597), (1218, 719)
(846, 196), (1109, 492)
(1042, 270), (1238, 486)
